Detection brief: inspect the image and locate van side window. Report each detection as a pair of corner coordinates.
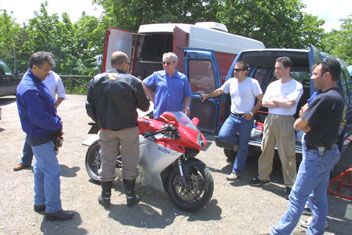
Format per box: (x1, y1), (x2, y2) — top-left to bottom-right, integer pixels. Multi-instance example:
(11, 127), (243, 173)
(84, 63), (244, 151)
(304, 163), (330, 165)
(340, 69), (352, 104)
(188, 60), (215, 94)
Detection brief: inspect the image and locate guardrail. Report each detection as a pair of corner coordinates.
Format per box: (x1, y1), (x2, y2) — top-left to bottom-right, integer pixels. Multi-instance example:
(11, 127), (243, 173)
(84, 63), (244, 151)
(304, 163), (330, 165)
(15, 74), (93, 94)
(60, 75), (92, 94)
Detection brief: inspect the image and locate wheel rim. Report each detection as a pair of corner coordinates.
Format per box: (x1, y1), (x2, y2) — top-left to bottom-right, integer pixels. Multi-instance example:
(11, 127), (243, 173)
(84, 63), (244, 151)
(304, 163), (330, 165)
(88, 146), (101, 176)
(172, 167), (205, 203)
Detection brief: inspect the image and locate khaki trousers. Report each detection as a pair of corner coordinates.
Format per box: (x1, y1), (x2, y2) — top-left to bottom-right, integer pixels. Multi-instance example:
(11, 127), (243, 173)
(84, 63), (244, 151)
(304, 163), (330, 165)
(258, 114), (297, 187)
(98, 127), (139, 182)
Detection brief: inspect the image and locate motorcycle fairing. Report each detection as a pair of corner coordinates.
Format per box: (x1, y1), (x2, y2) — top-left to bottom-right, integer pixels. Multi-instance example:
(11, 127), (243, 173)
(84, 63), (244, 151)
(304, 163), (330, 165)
(137, 136), (181, 192)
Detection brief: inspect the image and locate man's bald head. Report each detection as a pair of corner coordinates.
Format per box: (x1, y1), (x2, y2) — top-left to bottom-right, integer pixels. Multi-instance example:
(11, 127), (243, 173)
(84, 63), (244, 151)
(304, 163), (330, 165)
(111, 51), (129, 68)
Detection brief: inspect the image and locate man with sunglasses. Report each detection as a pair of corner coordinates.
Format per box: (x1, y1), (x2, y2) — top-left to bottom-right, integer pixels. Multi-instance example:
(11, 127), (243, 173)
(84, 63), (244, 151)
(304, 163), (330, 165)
(142, 52), (192, 118)
(271, 58), (344, 234)
(200, 61), (263, 181)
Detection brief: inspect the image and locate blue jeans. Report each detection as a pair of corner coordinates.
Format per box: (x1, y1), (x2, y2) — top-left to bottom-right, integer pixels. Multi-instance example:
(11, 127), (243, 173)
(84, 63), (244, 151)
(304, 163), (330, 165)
(32, 141), (62, 213)
(218, 113), (254, 175)
(271, 145), (340, 235)
(20, 136), (34, 166)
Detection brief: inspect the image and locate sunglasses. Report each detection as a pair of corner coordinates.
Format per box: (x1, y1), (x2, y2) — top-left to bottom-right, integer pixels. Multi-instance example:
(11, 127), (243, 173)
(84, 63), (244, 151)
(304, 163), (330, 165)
(162, 61), (173, 65)
(233, 68), (245, 72)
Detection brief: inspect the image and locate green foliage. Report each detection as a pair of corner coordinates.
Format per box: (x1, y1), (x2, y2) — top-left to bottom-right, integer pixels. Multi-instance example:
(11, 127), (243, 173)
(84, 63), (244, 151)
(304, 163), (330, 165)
(93, 0), (218, 31)
(217, 0), (325, 48)
(0, 9), (28, 72)
(0, 2), (105, 76)
(1, 0), (351, 91)
(322, 15), (352, 65)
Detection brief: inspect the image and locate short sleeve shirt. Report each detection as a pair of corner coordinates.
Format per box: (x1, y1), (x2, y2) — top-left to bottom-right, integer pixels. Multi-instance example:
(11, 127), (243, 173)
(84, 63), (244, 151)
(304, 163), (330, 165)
(221, 77), (262, 113)
(303, 87), (345, 146)
(144, 70), (192, 118)
(263, 78), (303, 115)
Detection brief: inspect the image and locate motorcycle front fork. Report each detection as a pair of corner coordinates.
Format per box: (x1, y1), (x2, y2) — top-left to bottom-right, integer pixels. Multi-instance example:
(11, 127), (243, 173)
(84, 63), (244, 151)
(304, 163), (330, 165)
(177, 157), (189, 186)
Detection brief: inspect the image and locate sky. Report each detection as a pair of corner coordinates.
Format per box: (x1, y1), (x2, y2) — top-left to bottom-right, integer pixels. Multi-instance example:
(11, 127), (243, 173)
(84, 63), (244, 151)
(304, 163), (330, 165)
(0, 0), (351, 32)
(301, 0), (352, 31)
(0, 0), (103, 24)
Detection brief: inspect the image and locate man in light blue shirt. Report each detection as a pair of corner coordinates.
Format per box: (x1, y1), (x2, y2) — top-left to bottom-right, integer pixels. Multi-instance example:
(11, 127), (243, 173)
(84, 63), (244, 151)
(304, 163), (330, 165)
(142, 52), (192, 118)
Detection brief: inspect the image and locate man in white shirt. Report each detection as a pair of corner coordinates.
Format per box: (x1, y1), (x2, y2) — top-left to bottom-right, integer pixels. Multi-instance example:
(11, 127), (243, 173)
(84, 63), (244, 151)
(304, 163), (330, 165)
(201, 61), (263, 181)
(13, 70), (66, 171)
(43, 71), (66, 108)
(249, 56), (303, 199)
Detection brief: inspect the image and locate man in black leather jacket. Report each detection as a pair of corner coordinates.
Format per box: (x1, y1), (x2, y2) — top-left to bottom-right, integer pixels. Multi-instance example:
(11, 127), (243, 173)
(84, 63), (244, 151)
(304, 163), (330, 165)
(86, 51), (150, 208)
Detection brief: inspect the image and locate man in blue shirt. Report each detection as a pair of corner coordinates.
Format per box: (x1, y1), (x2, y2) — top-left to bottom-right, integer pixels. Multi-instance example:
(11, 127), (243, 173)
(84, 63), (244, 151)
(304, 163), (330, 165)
(142, 52), (192, 118)
(16, 51), (73, 221)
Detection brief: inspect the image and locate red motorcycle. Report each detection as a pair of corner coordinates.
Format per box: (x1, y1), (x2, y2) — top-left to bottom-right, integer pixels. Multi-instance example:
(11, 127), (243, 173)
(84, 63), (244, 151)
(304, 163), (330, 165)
(84, 111), (214, 212)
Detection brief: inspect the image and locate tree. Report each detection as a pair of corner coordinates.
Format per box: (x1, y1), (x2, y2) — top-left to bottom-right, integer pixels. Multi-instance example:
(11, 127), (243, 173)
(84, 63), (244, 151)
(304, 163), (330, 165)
(217, 0), (325, 48)
(0, 9), (25, 71)
(25, 2), (105, 75)
(322, 15), (352, 65)
(71, 14), (107, 75)
(93, 0), (218, 32)
(94, 0), (325, 49)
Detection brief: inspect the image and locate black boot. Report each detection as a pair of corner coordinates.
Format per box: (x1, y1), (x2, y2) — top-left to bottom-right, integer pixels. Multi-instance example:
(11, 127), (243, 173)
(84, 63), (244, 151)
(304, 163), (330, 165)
(123, 179), (140, 207)
(98, 181), (112, 208)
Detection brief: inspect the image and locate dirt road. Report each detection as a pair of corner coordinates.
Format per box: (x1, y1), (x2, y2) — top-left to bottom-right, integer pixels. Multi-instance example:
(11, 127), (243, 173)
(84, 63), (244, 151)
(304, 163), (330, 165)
(0, 95), (351, 235)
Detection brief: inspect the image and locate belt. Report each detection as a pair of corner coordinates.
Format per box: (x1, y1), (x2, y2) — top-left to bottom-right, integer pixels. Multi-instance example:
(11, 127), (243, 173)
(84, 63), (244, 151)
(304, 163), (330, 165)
(306, 144), (336, 151)
(231, 113), (244, 117)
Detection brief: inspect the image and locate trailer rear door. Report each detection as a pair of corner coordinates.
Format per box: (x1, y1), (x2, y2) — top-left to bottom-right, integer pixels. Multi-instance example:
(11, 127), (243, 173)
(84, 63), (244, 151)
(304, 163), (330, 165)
(173, 26), (188, 74)
(102, 27), (133, 72)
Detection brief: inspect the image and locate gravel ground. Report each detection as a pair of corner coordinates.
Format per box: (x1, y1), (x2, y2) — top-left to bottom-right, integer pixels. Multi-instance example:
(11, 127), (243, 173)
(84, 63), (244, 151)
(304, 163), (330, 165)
(0, 94), (351, 235)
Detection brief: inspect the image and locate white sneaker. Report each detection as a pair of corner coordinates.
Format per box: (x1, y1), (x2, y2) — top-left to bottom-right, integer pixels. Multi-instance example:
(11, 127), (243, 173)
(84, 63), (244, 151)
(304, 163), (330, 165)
(301, 216), (328, 229)
(226, 173), (239, 181)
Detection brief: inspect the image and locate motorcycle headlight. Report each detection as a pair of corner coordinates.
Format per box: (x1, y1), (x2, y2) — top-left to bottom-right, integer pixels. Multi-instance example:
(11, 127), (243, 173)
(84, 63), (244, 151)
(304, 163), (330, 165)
(197, 133), (205, 149)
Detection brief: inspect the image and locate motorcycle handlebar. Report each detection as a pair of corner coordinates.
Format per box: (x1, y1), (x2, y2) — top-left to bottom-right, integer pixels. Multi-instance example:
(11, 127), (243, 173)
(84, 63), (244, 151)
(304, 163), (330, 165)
(143, 124), (178, 139)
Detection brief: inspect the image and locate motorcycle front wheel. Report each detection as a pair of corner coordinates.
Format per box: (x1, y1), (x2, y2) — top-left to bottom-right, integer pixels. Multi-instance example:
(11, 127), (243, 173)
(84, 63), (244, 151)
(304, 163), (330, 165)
(85, 140), (101, 183)
(166, 164), (214, 212)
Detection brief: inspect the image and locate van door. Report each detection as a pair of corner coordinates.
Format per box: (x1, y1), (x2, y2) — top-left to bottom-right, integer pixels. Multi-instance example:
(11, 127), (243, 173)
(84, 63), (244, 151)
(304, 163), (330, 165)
(184, 48), (222, 133)
(308, 46), (322, 95)
(102, 27), (133, 72)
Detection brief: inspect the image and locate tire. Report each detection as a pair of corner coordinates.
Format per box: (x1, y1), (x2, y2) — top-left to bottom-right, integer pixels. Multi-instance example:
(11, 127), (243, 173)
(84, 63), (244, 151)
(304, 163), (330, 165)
(166, 164), (214, 212)
(224, 149), (236, 161)
(85, 140), (101, 183)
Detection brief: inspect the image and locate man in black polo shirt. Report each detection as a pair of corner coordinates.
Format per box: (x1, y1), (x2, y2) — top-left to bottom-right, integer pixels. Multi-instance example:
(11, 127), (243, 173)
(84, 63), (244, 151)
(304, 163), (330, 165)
(271, 58), (345, 235)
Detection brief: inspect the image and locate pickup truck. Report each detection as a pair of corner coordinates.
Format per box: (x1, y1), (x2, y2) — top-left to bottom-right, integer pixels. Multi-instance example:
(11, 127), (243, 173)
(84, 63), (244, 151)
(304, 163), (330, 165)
(0, 59), (20, 97)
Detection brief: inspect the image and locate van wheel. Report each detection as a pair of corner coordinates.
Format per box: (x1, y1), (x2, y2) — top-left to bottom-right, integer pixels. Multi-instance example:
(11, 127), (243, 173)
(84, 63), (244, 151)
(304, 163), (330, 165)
(224, 149), (236, 161)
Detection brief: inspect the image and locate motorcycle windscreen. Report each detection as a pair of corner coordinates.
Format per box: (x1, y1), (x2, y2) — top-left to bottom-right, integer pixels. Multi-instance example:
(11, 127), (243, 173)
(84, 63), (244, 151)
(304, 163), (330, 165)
(102, 27), (133, 72)
(184, 49), (222, 133)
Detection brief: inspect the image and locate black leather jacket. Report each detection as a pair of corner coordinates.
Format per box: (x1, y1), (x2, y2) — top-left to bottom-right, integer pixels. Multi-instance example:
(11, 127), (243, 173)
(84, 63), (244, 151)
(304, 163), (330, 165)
(86, 69), (150, 130)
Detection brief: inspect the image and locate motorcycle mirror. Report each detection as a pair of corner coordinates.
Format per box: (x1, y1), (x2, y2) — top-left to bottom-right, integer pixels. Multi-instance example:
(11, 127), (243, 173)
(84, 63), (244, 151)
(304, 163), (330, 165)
(191, 117), (200, 126)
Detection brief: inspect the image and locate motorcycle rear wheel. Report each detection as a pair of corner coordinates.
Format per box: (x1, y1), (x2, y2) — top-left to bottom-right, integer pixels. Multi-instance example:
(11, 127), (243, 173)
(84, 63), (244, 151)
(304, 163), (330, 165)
(166, 164), (214, 212)
(85, 140), (101, 183)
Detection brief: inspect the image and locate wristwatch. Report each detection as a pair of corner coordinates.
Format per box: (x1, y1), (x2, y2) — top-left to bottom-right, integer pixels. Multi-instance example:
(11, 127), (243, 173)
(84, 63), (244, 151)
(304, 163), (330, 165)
(249, 111), (254, 116)
(185, 106), (190, 110)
